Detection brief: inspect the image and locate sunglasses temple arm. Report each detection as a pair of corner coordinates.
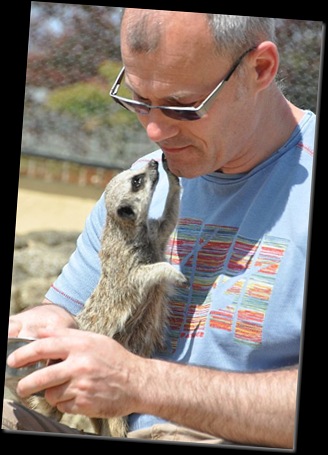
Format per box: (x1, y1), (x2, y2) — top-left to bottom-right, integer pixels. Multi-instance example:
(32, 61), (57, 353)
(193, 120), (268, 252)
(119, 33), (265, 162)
(225, 46), (257, 82)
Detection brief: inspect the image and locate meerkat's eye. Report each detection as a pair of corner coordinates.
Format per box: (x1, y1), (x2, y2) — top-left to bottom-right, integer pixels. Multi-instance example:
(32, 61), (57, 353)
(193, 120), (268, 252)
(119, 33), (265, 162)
(131, 174), (144, 191)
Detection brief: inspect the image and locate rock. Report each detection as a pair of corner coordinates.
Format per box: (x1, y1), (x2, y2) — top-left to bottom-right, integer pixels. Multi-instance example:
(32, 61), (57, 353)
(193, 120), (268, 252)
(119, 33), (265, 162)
(10, 276), (59, 315)
(10, 230), (79, 314)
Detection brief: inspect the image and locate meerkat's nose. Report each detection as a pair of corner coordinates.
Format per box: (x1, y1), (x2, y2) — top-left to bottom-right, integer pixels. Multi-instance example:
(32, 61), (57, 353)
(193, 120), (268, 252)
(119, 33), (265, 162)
(148, 159), (159, 170)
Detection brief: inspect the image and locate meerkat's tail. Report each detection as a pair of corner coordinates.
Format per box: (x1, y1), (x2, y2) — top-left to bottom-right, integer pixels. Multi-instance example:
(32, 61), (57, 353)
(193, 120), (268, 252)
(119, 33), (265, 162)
(91, 415), (128, 438)
(108, 416), (129, 438)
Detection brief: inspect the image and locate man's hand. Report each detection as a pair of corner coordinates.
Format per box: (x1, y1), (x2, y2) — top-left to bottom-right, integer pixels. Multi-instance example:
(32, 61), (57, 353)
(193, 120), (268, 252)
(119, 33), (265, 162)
(6, 321), (298, 449)
(6, 327), (142, 419)
(8, 301), (78, 339)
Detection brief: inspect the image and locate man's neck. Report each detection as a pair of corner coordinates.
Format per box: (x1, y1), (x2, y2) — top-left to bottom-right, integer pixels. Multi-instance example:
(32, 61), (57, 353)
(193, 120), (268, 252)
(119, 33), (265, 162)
(220, 91), (305, 175)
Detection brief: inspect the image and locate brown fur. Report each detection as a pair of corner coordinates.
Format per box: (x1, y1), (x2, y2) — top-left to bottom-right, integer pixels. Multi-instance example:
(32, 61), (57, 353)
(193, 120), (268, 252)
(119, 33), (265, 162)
(28, 154), (187, 438)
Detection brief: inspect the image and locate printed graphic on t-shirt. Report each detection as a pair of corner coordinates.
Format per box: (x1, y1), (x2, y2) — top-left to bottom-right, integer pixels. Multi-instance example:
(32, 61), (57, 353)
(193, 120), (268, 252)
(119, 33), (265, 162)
(166, 218), (289, 351)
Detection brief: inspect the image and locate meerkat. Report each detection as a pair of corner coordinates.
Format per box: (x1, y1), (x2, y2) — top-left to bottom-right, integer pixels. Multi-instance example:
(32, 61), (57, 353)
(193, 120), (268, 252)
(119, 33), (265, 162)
(28, 153), (188, 438)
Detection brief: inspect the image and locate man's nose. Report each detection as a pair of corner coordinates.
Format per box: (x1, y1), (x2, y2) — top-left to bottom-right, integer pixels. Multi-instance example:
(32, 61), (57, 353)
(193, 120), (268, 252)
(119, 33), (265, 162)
(141, 109), (180, 143)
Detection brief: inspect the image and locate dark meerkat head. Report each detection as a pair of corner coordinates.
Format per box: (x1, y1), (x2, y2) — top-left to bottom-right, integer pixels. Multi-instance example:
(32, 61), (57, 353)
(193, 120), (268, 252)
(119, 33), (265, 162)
(105, 159), (159, 226)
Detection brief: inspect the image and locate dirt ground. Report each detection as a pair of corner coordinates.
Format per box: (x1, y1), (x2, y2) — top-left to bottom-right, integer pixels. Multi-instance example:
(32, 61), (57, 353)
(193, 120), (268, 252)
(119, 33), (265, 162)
(15, 176), (104, 235)
(5, 176), (104, 432)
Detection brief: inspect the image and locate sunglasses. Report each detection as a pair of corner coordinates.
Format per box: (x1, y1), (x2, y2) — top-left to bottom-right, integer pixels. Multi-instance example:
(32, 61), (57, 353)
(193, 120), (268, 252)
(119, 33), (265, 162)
(109, 47), (256, 122)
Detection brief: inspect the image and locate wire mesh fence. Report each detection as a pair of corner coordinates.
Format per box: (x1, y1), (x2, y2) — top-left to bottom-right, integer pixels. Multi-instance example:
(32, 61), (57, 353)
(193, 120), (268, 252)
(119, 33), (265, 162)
(21, 4), (323, 179)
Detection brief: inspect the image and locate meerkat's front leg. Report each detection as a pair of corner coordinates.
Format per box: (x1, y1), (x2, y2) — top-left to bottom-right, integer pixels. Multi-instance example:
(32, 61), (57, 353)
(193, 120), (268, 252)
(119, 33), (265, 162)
(158, 153), (181, 244)
(136, 262), (188, 289)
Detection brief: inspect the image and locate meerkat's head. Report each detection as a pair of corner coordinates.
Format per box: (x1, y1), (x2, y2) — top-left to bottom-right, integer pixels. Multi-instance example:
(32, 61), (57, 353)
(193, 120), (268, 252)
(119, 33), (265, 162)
(105, 159), (159, 227)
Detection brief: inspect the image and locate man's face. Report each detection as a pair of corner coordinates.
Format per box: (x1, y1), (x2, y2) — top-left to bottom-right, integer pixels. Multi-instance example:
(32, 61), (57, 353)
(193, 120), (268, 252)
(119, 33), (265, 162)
(120, 12), (257, 178)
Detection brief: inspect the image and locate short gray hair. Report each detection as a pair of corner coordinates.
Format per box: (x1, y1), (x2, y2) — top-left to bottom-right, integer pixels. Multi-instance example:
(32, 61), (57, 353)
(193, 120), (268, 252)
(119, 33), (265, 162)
(206, 14), (276, 58)
(121, 9), (276, 59)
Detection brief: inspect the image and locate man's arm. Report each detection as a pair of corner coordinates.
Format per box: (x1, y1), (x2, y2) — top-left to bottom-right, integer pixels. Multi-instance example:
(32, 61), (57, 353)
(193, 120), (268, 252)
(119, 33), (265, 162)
(132, 358), (298, 448)
(9, 327), (298, 449)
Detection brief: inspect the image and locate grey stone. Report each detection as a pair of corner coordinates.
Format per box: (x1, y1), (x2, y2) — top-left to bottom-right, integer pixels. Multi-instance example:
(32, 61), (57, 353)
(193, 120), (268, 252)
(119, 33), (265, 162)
(10, 230), (79, 314)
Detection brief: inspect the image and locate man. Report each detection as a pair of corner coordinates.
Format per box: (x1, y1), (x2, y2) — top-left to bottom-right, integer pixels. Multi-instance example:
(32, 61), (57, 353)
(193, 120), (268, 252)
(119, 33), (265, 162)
(2, 9), (316, 449)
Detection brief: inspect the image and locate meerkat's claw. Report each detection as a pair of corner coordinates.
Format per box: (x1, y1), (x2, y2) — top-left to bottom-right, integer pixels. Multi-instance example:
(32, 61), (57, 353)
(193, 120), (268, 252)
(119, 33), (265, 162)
(162, 152), (168, 170)
(178, 274), (190, 288)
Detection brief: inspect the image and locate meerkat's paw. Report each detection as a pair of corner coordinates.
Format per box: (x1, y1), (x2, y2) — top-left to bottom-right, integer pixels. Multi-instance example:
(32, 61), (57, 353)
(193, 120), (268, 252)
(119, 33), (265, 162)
(166, 265), (189, 288)
(162, 153), (179, 183)
(162, 152), (168, 168)
(175, 271), (190, 288)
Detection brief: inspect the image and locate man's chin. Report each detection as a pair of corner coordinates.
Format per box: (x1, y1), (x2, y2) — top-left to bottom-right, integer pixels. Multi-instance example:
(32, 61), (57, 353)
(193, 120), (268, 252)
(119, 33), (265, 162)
(162, 153), (205, 179)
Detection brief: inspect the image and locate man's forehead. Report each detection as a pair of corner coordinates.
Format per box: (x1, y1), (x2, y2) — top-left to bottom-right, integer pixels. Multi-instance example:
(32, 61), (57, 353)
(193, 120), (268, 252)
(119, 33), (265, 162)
(122, 9), (207, 26)
(121, 10), (214, 54)
(125, 73), (204, 101)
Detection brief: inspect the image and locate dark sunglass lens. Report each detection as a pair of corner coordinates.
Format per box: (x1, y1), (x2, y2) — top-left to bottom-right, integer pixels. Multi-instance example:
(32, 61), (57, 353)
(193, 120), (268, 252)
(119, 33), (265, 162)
(117, 99), (149, 115)
(162, 109), (201, 121)
(134, 105), (150, 115)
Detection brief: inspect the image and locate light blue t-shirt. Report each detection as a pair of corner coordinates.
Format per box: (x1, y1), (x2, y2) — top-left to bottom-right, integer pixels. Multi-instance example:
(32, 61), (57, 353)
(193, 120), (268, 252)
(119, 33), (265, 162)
(46, 110), (316, 431)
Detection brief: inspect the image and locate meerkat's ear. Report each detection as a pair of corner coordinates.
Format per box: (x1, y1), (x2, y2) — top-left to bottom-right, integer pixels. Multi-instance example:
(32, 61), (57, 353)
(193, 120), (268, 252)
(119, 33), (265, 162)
(117, 204), (136, 220)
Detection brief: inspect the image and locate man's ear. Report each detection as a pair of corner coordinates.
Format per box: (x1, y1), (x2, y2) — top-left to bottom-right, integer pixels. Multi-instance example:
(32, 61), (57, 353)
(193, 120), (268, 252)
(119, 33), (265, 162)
(250, 41), (279, 92)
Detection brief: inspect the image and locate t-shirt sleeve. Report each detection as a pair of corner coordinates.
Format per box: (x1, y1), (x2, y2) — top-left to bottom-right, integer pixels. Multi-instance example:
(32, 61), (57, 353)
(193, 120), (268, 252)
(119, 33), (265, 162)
(45, 192), (106, 315)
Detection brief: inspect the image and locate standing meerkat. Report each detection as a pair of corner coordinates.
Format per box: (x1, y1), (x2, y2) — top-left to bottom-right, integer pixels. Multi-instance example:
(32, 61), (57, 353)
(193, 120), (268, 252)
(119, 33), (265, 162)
(28, 153), (188, 438)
